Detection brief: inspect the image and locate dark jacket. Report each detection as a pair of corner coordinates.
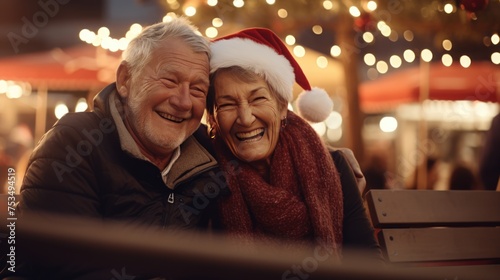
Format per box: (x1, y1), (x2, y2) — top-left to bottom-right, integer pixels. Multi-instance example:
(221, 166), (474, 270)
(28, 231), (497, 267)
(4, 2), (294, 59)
(14, 84), (226, 279)
(329, 149), (381, 255)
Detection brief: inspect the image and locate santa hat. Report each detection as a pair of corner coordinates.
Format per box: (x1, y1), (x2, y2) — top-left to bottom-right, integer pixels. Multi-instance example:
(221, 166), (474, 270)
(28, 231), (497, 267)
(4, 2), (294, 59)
(210, 28), (333, 123)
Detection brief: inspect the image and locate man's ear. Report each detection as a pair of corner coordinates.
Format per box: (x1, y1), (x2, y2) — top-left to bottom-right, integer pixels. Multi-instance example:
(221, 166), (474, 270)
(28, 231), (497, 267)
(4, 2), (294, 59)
(116, 61), (131, 98)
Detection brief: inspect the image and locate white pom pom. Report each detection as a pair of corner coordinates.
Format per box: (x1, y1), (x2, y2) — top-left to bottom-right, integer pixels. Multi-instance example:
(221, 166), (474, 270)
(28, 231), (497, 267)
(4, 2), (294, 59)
(295, 87), (333, 123)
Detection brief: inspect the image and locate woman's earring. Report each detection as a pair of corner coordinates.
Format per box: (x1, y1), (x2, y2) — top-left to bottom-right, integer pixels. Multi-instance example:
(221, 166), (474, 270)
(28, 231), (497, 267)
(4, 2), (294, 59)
(281, 117), (287, 129)
(209, 126), (216, 139)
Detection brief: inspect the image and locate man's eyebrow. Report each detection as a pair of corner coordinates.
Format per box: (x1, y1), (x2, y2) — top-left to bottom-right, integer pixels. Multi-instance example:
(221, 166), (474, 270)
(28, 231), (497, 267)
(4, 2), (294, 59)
(193, 77), (210, 86)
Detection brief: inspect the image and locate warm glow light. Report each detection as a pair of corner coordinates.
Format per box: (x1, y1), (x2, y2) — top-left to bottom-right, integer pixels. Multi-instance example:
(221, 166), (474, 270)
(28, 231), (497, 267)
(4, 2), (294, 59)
(79, 29), (90, 42)
(163, 14), (175, 22)
(266, 0), (275, 4)
(492, 52), (500, 64)
(233, 0), (244, 8)
(55, 103), (69, 119)
(444, 3), (454, 14)
(0, 80), (7, 94)
(442, 39), (452, 51)
(362, 32), (374, 43)
(377, 21), (391, 36)
(6, 84), (22, 99)
(403, 30), (414, 42)
(118, 38), (128, 50)
(109, 39), (120, 52)
(312, 25), (323, 35)
(367, 68), (378, 80)
(376, 61), (388, 74)
(379, 116), (398, 133)
(327, 128), (342, 142)
(364, 53), (376, 66)
(97, 27), (110, 38)
(91, 37), (101, 47)
(376, 21), (386, 30)
(169, 1), (180, 9)
(205, 27), (218, 38)
(130, 23), (143, 34)
(207, 0), (218, 6)
(349, 6), (361, 17)
(460, 55), (471, 68)
(325, 111), (342, 129)
(212, 18), (223, 27)
(75, 98), (88, 112)
(366, 1), (377, 11)
(491, 34), (500, 45)
(323, 0), (333, 10)
(442, 54), (453, 66)
(184, 6), (197, 16)
(311, 122), (327, 136)
(330, 45), (341, 57)
(285, 35), (296, 45)
(388, 31), (398, 42)
(317, 56), (328, 68)
(101, 37), (112, 50)
(390, 55), (402, 68)
(404, 49), (416, 63)
(381, 26), (391, 37)
(85, 31), (96, 44)
(421, 49), (433, 62)
(278, 9), (288, 18)
(293, 45), (306, 57)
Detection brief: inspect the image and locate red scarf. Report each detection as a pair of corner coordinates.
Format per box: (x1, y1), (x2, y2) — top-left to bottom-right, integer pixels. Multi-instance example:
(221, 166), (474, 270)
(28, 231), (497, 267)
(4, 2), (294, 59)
(215, 111), (343, 256)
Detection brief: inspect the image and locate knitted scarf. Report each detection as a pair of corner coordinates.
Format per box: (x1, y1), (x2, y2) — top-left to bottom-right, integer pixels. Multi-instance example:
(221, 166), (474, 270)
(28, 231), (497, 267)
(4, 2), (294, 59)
(214, 111), (343, 256)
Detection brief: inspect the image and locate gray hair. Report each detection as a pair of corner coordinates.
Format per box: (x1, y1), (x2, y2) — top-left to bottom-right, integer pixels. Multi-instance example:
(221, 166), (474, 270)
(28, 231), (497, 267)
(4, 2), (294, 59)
(122, 17), (210, 78)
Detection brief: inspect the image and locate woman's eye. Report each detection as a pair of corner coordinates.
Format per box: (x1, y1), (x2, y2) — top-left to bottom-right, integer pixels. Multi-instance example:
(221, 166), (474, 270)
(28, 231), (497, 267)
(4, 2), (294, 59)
(217, 103), (235, 110)
(252, 96), (267, 102)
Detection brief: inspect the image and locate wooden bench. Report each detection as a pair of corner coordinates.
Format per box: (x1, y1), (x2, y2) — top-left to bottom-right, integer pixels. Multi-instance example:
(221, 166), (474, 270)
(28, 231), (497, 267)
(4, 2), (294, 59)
(365, 189), (500, 279)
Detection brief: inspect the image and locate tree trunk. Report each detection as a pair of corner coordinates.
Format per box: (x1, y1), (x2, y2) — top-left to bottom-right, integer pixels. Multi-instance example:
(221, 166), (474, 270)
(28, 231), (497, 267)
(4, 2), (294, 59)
(336, 15), (365, 164)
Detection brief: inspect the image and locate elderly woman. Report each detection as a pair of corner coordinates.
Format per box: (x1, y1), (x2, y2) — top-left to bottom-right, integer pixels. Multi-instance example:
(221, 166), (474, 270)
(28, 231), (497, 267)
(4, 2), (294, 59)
(206, 28), (380, 259)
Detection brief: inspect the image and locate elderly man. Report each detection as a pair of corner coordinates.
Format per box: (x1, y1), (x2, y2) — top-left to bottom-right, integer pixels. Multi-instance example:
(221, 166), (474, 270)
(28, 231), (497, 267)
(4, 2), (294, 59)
(14, 17), (224, 279)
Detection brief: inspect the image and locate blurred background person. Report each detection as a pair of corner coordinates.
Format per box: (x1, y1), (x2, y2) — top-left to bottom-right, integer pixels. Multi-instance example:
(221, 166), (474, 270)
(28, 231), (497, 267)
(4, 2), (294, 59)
(448, 162), (479, 190)
(479, 112), (500, 190)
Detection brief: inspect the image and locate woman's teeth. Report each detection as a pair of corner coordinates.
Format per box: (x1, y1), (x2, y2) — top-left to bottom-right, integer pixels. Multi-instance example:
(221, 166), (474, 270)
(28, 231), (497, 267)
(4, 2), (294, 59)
(236, 128), (264, 141)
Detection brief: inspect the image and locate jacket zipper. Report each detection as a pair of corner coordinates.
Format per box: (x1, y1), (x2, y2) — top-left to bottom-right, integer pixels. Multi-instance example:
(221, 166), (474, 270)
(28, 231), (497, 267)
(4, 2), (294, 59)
(162, 165), (218, 228)
(167, 192), (174, 204)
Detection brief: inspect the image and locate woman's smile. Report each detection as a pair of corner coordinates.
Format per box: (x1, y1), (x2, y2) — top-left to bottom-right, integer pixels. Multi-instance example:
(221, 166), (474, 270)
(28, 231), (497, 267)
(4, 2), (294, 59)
(235, 128), (265, 142)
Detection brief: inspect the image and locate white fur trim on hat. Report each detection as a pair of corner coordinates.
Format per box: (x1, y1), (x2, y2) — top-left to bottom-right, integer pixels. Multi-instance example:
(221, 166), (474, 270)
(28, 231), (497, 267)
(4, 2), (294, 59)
(296, 87), (333, 123)
(210, 38), (295, 102)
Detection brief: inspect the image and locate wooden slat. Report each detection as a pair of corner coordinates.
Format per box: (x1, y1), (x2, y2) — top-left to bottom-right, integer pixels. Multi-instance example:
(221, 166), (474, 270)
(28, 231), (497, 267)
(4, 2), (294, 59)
(366, 190), (500, 228)
(379, 227), (500, 263)
(16, 212), (476, 280)
(400, 265), (500, 280)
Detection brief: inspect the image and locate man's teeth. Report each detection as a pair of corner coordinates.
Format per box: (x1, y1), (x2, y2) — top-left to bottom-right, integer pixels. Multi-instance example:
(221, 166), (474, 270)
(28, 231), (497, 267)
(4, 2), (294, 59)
(157, 112), (183, 123)
(236, 128), (264, 140)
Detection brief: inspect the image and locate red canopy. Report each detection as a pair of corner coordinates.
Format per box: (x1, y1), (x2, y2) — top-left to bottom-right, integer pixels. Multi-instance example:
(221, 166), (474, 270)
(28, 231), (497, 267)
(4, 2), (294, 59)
(359, 62), (500, 113)
(0, 45), (120, 91)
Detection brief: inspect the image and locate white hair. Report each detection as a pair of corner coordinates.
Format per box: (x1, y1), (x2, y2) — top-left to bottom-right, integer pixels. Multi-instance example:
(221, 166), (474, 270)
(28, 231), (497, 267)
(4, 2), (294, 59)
(122, 17), (210, 78)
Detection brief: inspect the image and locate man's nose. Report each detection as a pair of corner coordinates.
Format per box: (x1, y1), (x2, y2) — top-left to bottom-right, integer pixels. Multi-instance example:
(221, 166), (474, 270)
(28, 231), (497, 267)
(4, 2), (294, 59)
(170, 85), (192, 111)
